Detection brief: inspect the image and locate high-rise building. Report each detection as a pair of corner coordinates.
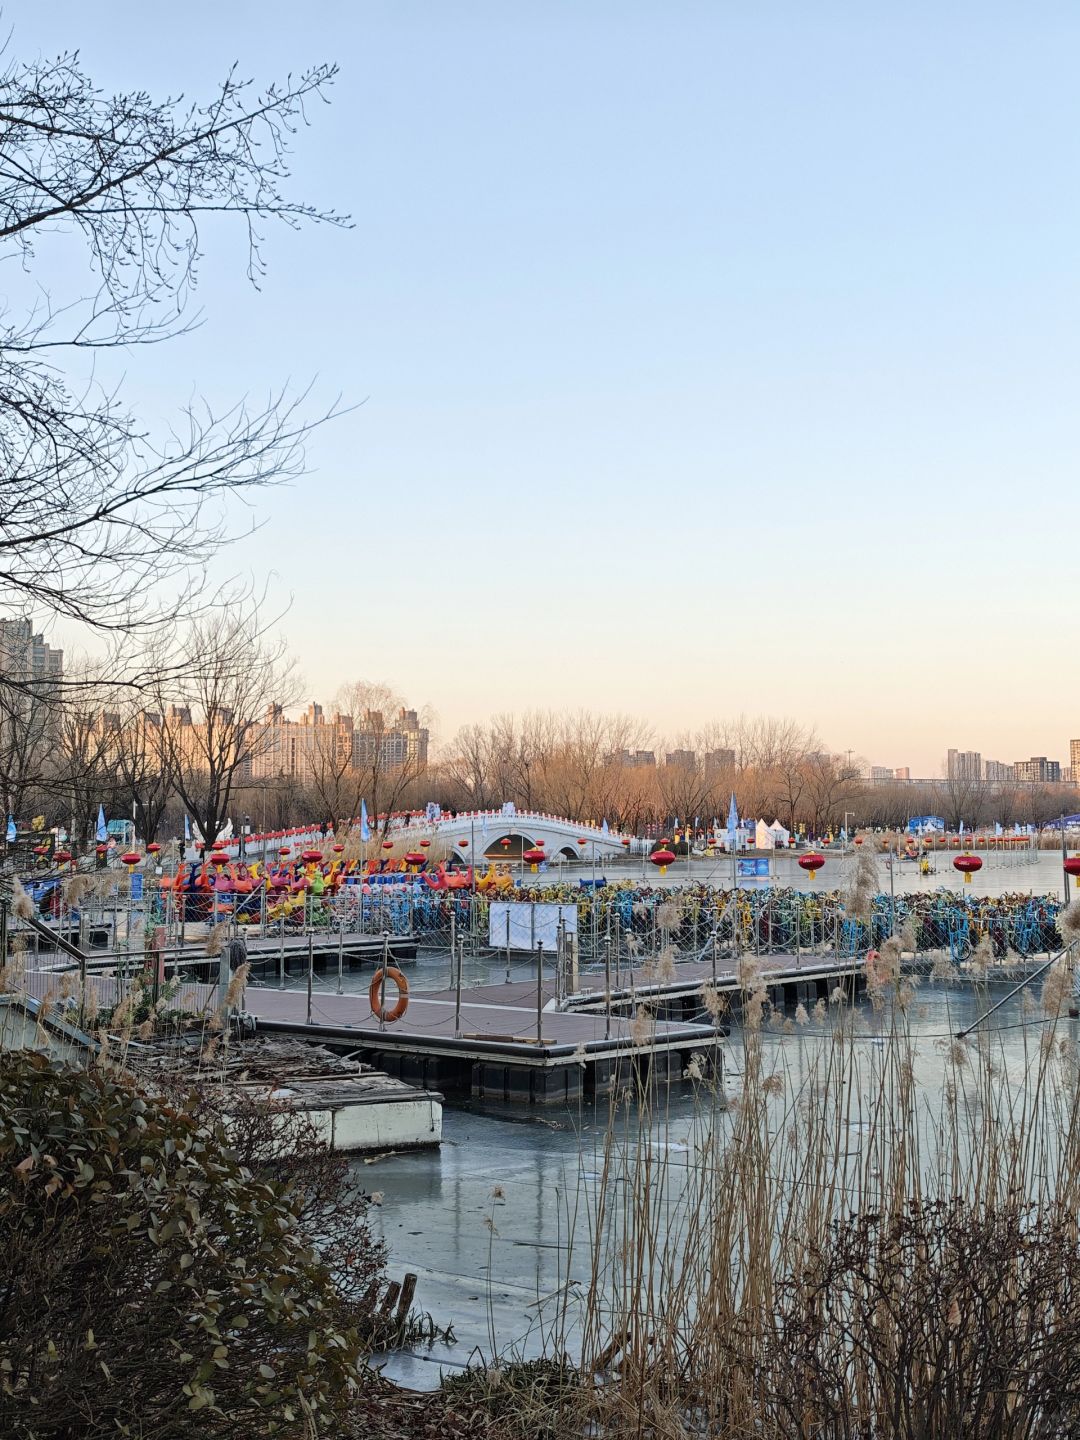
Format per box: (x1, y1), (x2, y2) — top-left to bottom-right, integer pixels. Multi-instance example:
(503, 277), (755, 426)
(704, 748), (736, 768)
(984, 759), (1015, 783)
(607, 749), (657, 768)
(1013, 757), (1061, 784)
(0, 619), (64, 763)
(894, 767), (911, 781)
(946, 749), (982, 782)
(351, 709), (429, 770)
(1070, 739), (1080, 775)
(869, 766), (894, 781)
(664, 749), (695, 768)
(0, 617), (63, 687)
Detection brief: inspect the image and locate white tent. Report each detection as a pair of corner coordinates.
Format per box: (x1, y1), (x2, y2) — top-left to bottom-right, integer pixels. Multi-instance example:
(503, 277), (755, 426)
(755, 819), (774, 849)
(768, 818), (791, 847)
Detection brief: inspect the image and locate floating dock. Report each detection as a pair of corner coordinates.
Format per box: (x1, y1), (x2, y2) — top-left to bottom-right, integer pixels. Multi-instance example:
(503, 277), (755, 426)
(247, 982), (718, 1104)
(130, 1036), (442, 1154)
(243, 950), (866, 1105)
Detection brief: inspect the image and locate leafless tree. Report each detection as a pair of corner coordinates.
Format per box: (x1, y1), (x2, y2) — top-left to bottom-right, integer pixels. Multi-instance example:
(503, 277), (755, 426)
(329, 681), (430, 834)
(440, 723), (501, 810)
(0, 44), (347, 644)
(0, 673), (54, 821)
(46, 672), (118, 844)
(155, 610), (297, 848)
(935, 774), (984, 831)
(111, 704), (173, 844)
(802, 753), (863, 836)
(307, 718), (363, 831)
(656, 740), (716, 836)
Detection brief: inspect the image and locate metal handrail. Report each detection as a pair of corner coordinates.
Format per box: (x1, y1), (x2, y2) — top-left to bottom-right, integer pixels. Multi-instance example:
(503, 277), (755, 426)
(954, 945), (1070, 1039)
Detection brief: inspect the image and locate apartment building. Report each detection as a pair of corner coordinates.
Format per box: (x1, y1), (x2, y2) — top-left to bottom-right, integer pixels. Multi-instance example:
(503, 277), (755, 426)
(1013, 756), (1062, 784)
(983, 759), (1015, 783)
(0, 617), (63, 687)
(946, 749), (982, 782)
(250, 704), (428, 781)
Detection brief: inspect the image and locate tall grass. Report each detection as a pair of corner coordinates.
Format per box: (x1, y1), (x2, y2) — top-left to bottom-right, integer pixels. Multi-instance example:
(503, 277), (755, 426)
(477, 959), (1080, 1438)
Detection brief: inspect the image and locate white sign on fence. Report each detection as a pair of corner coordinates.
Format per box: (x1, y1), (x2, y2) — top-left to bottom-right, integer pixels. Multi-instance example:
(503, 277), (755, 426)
(488, 901), (578, 952)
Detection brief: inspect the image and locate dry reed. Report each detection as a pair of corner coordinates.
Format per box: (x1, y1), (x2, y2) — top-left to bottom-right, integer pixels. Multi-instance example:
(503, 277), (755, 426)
(513, 956), (1080, 1440)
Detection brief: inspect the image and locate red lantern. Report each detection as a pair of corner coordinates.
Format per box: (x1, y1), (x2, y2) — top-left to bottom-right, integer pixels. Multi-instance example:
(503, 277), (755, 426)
(333, 843), (345, 854)
(578, 837), (589, 845)
(1065, 856), (1080, 879)
(146, 842), (161, 855)
(650, 847), (676, 876)
(208, 850), (229, 868)
(404, 851), (426, 869)
(53, 850), (72, 865)
(798, 852), (826, 882)
(32, 845), (47, 857)
(523, 846), (546, 872)
(500, 836), (511, 847)
(953, 854), (982, 885)
(622, 838), (631, 848)
(458, 839), (468, 847)
(382, 840), (394, 851)
(419, 838), (431, 849)
(301, 849), (322, 863)
(279, 847), (291, 858)
(120, 852), (142, 868)
(854, 836), (864, 847)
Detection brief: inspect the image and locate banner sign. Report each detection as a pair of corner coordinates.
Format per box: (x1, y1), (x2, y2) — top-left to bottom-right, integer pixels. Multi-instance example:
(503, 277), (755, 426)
(489, 901), (578, 952)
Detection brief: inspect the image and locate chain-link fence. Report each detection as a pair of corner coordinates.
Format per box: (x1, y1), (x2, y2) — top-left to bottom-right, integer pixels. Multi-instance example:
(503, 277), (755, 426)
(322, 884), (1067, 967)
(6, 878), (1069, 985)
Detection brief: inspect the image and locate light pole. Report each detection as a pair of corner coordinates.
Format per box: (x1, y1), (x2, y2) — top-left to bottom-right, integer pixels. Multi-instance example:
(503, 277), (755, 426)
(843, 811), (854, 855)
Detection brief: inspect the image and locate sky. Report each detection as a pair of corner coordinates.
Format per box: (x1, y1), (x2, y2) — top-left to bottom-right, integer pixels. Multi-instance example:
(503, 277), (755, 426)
(11, 1), (1080, 775)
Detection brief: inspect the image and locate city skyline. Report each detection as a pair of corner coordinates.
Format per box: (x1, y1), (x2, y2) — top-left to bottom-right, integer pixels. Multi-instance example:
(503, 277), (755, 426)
(113, 673), (1080, 782)
(21, 599), (1080, 777)
(15, 594), (1079, 779)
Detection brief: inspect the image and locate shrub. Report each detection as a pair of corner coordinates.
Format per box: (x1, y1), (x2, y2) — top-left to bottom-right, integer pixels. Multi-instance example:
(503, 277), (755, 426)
(765, 1200), (1080, 1439)
(0, 1052), (362, 1438)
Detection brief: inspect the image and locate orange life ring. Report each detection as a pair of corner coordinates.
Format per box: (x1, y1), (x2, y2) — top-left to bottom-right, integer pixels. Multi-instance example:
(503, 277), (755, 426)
(369, 966), (409, 1022)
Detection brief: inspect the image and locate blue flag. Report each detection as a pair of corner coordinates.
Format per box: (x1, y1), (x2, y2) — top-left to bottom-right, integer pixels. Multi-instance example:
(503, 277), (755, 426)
(360, 799), (371, 843)
(5, 815), (14, 843)
(96, 805), (108, 843)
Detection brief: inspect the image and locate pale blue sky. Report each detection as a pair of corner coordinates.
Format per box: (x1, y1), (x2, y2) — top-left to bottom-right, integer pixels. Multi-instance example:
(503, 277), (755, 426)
(16, 2), (1080, 773)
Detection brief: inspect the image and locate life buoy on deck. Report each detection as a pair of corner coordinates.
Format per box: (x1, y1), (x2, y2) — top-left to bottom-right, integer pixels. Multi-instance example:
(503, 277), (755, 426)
(369, 966), (409, 1022)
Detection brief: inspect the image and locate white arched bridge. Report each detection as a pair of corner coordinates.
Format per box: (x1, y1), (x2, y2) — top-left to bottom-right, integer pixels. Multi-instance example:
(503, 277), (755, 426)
(219, 810), (637, 863)
(415, 811), (635, 862)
